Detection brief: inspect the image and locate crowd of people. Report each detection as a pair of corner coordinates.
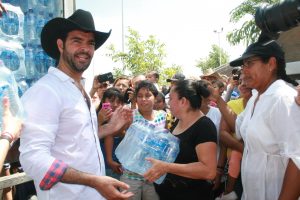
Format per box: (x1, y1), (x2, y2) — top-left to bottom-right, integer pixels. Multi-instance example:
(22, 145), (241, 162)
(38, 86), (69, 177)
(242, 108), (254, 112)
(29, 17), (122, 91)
(1, 7), (300, 200)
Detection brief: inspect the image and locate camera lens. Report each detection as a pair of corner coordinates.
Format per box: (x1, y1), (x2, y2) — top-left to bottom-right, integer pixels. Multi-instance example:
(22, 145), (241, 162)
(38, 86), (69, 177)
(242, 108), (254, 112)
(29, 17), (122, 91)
(255, 0), (300, 37)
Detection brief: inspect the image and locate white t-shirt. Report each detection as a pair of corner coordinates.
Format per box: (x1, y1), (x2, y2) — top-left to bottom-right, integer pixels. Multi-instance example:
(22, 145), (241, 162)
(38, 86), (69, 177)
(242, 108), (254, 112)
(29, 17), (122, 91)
(206, 106), (221, 159)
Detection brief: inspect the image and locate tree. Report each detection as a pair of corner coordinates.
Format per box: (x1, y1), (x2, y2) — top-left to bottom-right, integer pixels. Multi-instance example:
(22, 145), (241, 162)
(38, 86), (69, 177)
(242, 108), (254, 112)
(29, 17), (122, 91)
(107, 27), (167, 77)
(227, 0), (280, 46)
(196, 44), (229, 72)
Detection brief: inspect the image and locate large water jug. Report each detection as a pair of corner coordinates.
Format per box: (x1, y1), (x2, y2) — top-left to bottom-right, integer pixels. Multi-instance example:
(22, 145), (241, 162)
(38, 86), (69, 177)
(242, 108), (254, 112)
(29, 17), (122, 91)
(0, 60), (24, 132)
(115, 121), (180, 184)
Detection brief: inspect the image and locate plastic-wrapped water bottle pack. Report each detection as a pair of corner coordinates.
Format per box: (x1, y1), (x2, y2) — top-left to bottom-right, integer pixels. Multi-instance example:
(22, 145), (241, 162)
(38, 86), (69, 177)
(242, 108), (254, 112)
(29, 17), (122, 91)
(116, 122), (180, 184)
(0, 0), (63, 97)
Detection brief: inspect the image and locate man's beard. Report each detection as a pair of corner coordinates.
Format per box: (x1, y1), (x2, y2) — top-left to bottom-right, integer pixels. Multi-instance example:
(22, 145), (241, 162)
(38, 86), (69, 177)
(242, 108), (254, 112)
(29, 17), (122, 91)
(62, 49), (92, 73)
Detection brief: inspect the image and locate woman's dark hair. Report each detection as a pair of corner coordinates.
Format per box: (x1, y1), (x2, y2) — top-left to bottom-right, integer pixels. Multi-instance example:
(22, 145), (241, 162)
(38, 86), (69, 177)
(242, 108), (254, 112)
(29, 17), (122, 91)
(173, 79), (210, 110)
(261, 56), (298, 86)
(156, 92), (166, 103)
(98, 87), (124, 111)
(135, 80), (158, 97)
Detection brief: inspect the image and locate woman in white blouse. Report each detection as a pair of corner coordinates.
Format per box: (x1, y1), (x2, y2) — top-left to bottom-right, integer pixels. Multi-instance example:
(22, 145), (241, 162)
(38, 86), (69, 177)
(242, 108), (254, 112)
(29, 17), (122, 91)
(216, 40), (300, 200)
(229, 40), (300, 200)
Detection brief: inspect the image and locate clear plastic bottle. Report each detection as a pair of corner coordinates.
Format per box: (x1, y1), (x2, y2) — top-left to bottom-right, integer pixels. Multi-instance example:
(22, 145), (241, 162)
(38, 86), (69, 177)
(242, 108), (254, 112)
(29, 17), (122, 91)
(25, 43), (36, 79)
(24, 8), (36, 42)
(35, 10), (46, 38)
(35, 46), (48, 76)
(0, 60), (24, 132)
(17, 78), (29, 97)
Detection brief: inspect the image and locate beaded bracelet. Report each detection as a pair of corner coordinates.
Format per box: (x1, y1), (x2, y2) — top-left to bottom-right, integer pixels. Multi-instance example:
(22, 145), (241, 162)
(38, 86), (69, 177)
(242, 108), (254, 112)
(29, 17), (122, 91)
(0, 132), (14, 143)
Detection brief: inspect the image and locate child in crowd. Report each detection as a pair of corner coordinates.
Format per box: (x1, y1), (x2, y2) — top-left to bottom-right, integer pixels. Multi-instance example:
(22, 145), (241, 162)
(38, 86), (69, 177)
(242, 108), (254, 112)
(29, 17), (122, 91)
(154, 91), (176, 130)
(154, 92), (167, 111)
(98, 88), (127, 179)
(120, 80), (167, 200)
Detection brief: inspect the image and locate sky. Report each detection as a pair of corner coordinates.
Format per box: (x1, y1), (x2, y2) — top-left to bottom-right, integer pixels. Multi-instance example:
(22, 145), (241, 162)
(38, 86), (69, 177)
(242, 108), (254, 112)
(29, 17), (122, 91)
(75, 0), (248, 88)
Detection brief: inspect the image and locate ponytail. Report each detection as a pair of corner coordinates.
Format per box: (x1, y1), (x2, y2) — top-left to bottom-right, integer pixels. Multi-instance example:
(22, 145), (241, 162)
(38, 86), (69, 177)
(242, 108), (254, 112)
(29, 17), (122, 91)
(277, 58), (298, 87)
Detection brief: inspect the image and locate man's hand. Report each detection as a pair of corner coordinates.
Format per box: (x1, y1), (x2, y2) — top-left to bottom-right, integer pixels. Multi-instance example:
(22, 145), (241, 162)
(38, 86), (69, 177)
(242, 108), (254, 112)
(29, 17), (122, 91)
(99, 105), (133, 138)
(62, 168), (133, 200)
(2, 96), (22, 141)
(91, 176), (133, 200)
(109, 106), (133, 131)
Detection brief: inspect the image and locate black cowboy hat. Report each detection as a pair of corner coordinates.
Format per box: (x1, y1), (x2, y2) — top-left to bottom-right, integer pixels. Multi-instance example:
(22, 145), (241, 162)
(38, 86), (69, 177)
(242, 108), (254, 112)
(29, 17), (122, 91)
(41, 9), (111, 60)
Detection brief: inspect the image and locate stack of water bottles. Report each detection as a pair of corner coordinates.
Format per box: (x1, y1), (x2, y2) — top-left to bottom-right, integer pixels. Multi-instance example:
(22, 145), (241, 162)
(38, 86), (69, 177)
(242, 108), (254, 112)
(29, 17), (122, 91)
(0, 59), (24, 132)
(115, 121), (180, 184)
(21, 0), (61, 82)
(0, 0), (62, 97)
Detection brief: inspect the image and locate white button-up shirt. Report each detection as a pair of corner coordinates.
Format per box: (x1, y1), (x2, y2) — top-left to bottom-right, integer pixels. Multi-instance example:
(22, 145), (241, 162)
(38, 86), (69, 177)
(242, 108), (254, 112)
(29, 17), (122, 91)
(20, 67), (106, 200)
(236, 80), (300, 200)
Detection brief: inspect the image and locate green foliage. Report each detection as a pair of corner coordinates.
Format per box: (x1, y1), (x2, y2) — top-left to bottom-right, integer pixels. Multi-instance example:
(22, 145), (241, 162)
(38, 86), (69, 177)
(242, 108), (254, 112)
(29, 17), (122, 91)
(196, 44), (229, 72)
(107, 27), (166, 76)
(227, 0), (280, 45)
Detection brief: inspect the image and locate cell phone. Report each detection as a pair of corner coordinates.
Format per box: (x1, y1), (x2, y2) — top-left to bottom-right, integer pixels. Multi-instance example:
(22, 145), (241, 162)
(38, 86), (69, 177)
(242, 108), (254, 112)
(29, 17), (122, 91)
(102, 102), (111, 110)
(97, 72), (114, 83)
(123, 88), (133, 103)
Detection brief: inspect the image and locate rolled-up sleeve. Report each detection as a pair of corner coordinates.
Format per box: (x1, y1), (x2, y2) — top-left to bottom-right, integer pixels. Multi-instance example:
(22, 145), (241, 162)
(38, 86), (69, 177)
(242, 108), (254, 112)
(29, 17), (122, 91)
(39, 159), (68, 190)
(20, 83), (65, 189)
(270, 94), (300, 169)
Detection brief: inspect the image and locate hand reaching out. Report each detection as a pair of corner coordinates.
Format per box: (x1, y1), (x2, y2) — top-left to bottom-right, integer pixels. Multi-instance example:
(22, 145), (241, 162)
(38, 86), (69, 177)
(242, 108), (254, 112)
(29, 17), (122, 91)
(109, 106), (133, 131)
(1, 96), (22, 141)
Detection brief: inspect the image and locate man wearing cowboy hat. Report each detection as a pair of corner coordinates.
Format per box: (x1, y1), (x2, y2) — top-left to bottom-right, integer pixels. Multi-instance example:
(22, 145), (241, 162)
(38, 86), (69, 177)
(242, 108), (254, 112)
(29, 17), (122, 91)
(20, 9), (133, 200)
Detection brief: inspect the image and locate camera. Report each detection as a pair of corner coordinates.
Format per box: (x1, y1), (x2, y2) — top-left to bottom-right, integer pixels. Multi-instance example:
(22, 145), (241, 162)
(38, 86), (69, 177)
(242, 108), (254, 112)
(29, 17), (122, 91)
(232, 67), (241, 81)
(255, 0), (300, 40)
(97, 72), (114, 84)
(232, 74), (240, 81)
(123, 88), (133, 104)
